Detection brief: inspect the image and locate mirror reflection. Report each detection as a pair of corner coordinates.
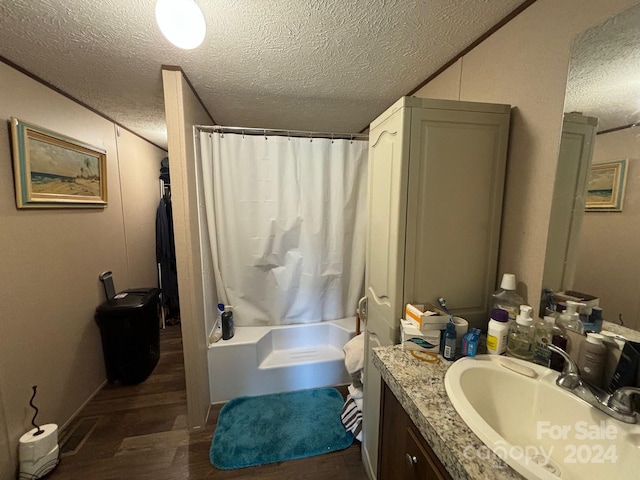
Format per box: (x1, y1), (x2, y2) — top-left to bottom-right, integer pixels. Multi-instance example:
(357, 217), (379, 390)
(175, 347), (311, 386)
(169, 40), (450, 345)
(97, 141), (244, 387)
(542, 2), (640, 332)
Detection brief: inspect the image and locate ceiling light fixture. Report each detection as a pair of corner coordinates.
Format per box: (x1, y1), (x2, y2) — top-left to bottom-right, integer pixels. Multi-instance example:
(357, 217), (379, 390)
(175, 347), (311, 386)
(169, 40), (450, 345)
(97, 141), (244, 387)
(155, 0), (206, 50)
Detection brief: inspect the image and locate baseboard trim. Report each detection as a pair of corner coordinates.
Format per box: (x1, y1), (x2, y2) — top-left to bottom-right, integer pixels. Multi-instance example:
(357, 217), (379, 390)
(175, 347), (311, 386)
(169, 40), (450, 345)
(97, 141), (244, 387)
(60, 380), (107, 432)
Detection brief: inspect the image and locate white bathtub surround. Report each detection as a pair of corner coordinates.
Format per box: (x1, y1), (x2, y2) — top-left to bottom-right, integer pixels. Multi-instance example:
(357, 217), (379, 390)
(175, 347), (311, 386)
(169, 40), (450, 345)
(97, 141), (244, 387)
(197, 131), (368, 326)
(208, 318), (355, 403)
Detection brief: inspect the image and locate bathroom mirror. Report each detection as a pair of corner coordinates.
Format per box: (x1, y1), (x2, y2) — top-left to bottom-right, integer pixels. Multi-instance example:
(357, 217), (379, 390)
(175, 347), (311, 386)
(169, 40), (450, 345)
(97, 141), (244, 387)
(541, 2), (640, 332)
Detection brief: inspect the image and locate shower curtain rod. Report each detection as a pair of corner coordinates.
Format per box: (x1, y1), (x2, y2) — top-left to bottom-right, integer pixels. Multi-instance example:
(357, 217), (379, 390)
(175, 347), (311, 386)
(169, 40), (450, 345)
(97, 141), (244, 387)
(196, 125), (369, 141)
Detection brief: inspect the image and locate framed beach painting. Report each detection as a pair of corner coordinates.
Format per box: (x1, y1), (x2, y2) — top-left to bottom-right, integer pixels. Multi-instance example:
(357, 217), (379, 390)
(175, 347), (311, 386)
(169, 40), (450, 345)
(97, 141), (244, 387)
(585, 159), (628, 212)
(10, 118), (108, 208)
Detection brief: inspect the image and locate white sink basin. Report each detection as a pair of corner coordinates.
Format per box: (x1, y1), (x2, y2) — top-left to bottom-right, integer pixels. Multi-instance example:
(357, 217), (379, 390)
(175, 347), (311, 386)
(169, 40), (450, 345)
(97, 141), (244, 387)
(444, 355), (640, 479)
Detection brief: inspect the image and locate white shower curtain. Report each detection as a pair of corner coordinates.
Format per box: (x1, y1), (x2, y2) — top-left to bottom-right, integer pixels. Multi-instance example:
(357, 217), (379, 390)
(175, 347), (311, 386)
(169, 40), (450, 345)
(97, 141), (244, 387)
(198, 131), (368, 326)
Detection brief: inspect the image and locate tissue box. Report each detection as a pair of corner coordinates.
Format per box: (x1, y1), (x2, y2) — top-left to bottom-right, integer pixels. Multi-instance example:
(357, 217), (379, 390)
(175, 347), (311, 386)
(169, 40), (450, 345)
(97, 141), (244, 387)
(400, 319), (441, 352)
(405, 303), (450, 331)
(554, 290), (600, 309)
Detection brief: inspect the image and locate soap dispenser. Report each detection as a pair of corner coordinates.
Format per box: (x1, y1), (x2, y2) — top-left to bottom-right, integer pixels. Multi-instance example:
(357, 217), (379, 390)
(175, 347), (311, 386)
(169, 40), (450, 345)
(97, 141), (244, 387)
(557, 300), (586, 334)
(533, 315), (556, 367)
(506, 305), (534, 361)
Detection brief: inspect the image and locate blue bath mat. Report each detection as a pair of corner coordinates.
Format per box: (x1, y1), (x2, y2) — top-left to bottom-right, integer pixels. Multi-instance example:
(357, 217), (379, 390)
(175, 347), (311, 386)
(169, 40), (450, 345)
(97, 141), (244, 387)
(210, 387), (354, 469)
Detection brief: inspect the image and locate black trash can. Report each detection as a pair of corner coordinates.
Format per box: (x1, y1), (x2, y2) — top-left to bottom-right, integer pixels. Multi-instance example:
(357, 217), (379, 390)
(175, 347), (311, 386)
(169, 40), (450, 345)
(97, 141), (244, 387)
(95, 288), (161, 385)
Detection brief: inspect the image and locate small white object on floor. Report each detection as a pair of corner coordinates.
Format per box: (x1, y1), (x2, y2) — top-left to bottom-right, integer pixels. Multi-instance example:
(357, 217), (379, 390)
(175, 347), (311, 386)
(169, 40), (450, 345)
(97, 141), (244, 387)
(19, 423), (59, 479)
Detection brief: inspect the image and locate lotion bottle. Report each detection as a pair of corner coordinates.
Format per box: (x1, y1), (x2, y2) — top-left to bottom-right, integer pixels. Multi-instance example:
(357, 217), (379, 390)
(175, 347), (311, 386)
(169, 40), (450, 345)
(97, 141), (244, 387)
(577, 333), (606, 388)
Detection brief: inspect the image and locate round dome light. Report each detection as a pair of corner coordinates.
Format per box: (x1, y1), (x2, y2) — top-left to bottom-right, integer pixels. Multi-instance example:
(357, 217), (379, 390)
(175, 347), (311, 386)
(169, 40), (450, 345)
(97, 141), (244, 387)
(155, 0), (206, 50)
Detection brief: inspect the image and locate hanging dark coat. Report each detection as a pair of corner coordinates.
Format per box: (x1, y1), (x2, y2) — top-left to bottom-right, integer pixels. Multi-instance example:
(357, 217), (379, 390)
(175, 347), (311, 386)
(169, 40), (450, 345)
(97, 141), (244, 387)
(156, 193), (180, 312)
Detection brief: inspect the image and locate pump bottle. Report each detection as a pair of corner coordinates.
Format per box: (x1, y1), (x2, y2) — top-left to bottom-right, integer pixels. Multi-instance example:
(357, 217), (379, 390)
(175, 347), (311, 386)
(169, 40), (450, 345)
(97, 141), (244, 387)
(506, 305), (534, 361)
(557, 300), (586, 334)
(533, 315), (556, 366)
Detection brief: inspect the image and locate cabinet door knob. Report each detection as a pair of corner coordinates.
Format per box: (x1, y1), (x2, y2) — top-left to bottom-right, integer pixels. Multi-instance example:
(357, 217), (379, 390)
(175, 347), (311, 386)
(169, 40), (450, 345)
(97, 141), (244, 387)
(405, 453), (418, 466)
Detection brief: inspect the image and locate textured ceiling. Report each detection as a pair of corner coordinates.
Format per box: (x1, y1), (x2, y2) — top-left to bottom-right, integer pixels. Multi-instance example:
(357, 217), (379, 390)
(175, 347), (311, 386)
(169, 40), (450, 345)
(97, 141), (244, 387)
(565, 2), (640, 132)
(0, 0), (529, 149)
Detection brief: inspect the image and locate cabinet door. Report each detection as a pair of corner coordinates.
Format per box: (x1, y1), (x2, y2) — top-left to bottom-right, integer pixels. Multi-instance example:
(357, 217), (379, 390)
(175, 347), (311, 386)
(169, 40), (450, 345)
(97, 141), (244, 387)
(365, 106), (411, 342)
(378, 382), (453, 480)
(403, 107), (510, 327)
(363, 105), (411, 477)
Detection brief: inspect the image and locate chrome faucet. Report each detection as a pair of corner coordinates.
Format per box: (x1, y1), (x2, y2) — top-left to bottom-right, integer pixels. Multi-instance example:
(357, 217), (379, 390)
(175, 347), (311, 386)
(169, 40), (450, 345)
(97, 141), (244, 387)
(547, 344), (638, 424)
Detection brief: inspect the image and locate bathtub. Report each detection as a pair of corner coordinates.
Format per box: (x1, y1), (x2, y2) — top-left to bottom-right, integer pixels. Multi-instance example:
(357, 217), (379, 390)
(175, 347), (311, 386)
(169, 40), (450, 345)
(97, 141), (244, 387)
(208, 317), (356, 403)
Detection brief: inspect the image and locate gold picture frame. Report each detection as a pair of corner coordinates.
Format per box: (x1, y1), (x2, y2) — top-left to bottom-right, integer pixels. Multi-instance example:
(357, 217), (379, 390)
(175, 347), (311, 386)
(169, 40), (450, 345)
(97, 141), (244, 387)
(10, 118), (108, 208)
(585, 159), (628, 212)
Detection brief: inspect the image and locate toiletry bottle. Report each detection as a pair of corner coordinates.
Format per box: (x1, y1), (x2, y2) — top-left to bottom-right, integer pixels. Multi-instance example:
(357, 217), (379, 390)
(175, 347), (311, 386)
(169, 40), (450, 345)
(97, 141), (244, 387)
(600, 331), (623, 391)
(486, 308), (509, 355)
(533, 315), (556, 367)
(549, 333), (569, 372)
(577, 333), (606, 388)
(490, 273), (524, 325)
(443, 322), (456, 360)
(209, 303), (224, 343)
(585, 307), (603, 333)
(222, 306), (234, 340)
(506, 305), (534, 361)
(556, 300), (586, 334)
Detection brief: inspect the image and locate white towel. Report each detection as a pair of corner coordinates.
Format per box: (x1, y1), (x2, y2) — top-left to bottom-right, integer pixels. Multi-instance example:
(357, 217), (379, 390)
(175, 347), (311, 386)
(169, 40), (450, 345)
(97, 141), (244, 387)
(348, 383), (363, 400)
(343, 333), (364, 375)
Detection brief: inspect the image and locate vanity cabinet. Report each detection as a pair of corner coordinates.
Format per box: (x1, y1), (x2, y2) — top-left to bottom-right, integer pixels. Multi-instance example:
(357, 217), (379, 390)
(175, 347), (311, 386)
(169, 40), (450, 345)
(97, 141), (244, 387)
(378, 382), (453, 480)
(362, 96), (511, 477)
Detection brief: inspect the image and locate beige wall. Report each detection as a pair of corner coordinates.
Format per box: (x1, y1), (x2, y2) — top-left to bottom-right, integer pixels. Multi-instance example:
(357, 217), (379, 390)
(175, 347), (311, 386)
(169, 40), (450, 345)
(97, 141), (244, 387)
(0, 61), (164, 476)
(414, 0), (639, 314)
(574, 128), (640, 330)
(162, 68), (213, 428)
(118, 127), (166, 287)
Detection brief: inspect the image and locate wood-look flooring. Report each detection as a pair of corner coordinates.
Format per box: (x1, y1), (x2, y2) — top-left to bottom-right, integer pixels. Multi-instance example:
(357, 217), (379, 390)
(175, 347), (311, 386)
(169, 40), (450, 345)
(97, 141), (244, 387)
(49, 325), (369, 480)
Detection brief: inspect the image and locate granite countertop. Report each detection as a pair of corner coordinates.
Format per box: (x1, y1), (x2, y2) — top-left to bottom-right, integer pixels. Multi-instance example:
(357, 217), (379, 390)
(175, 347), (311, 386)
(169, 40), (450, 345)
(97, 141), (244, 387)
(601, 321), (640, 342)
(372, 323), (640, 480)
(372, 346), (524, 480)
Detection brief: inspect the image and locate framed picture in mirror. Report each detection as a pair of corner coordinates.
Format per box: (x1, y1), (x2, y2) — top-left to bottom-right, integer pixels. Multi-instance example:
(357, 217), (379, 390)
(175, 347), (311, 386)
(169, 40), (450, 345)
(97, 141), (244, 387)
(585, 159), (628, 212)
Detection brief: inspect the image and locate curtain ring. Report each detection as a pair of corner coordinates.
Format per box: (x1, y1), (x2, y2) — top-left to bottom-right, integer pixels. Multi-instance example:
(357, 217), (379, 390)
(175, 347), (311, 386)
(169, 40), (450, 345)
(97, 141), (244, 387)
(264, 129), (267, 140)
(309, 132), (313, 143)
(331, 133), (334, 144)
(350, 134), (353, 144)
(287, 131), (290, 141)
(242, 129), (245, 139)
